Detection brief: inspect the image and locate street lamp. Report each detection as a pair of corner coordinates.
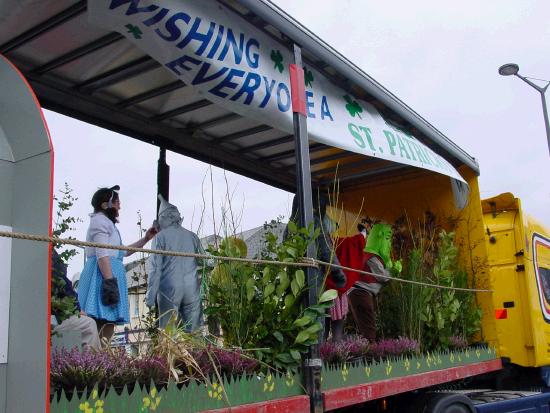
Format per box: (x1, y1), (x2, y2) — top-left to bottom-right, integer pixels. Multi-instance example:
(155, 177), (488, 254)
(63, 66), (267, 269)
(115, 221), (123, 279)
(499, 63), (550, 157)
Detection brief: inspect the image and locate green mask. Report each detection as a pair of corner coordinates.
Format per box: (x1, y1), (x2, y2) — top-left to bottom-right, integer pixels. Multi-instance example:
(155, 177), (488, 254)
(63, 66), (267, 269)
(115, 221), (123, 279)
(364, 223), (392, 267)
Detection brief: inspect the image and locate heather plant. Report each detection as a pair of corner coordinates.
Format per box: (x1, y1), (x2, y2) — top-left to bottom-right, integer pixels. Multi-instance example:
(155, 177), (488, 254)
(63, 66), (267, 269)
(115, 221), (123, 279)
(50, 348), (169, 393)
(320, 336), (419, 364)
(448, 336), (468, 350)
(320, 336), (370, 364)
(192, 346), (258, 377)
(368, 337), (420, 359)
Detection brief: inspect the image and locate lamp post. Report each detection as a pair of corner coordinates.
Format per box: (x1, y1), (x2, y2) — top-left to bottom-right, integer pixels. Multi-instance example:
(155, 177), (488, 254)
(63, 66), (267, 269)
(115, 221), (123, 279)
(499, 63), (550, 157)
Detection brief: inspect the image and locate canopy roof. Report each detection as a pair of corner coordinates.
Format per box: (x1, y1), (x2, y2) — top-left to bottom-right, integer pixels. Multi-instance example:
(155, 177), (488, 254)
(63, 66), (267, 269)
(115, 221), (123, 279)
(0, 0), (479, 192)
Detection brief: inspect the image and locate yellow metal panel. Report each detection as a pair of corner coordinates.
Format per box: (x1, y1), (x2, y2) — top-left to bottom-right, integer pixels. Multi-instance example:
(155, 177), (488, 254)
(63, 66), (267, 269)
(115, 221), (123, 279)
(481, 195), (550, 367)
(525, 224), (550, 367)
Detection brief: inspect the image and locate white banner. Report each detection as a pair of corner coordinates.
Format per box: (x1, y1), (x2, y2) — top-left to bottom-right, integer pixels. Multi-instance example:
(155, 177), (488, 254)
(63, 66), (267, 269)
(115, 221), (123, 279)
(89, 0), (465, 182)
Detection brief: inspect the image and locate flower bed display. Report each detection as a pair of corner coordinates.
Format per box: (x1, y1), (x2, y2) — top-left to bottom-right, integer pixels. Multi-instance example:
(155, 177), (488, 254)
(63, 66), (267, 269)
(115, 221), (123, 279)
(321, 345), (497, 391)
(50, 346), (497, 412)
(50, 371), (304, 413)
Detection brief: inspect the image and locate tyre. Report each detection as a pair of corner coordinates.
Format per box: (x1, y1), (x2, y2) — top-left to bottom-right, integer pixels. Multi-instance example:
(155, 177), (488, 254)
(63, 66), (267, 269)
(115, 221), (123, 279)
(413, 393), (475, 413)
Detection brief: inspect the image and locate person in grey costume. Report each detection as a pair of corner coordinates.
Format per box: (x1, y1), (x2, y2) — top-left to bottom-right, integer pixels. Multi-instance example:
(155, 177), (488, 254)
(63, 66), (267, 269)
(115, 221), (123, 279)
(146, 195), (204, 331)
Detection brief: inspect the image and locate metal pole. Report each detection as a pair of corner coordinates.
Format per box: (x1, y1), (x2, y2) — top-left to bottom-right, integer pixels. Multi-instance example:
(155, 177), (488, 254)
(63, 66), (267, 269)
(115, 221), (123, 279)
(540, 90), (550, 157)
(156, 147), (170, 215)
(515, 74), (550, 157)
(290, 43), (323, 413)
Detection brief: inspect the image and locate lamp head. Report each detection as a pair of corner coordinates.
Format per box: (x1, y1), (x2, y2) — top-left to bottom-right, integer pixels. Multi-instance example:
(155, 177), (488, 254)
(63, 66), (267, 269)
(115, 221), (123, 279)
(499, 63), (519, 76)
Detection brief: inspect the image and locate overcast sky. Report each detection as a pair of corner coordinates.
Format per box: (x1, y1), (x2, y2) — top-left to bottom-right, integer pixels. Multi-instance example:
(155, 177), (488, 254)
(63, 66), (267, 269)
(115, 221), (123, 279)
(48, 0), (550, 277)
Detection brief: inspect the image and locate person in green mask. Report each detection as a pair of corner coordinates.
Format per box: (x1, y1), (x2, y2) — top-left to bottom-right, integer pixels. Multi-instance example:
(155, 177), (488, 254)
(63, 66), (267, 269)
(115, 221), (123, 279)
(348, 223), (402, 340)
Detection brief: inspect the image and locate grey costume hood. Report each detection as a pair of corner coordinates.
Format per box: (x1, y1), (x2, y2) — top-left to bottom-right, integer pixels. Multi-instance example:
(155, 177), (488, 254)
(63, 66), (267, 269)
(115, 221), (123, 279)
(157, 195), (183, 229)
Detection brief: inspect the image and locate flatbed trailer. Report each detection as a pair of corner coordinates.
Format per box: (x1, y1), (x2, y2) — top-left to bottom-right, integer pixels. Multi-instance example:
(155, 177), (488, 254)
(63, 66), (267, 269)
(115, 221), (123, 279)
(1, 1), (549, 413)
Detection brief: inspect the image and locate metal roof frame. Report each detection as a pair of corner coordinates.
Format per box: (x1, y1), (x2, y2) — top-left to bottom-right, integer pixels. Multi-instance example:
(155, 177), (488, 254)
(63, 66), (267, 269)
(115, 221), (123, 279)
(0, 0), (479, 195)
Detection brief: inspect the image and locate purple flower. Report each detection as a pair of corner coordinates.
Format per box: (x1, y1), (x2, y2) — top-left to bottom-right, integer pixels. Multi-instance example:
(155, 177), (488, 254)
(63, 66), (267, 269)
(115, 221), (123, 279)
(368, 337), (419, 359)
(50, 348), (169, 392)
(191, 346), (258, 377)
(321, 336), (370, 364)
(449, 336), (468, 349)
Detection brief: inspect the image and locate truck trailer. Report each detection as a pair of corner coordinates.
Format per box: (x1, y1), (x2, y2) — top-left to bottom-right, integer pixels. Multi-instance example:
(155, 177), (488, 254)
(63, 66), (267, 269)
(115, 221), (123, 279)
(0, 1), (548, 412)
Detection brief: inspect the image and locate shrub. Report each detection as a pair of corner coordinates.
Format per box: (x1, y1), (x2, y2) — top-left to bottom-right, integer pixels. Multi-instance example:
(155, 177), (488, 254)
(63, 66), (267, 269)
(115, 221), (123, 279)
(205, 223), (337, 371)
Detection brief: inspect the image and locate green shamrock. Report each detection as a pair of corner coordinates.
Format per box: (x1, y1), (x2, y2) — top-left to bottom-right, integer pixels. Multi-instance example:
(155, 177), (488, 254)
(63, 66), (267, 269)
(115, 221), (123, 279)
(271, 50), (284, 73)
(125, 24), (143, 40)
(344, 95), (363, 118)
(304, 66), (314, 87)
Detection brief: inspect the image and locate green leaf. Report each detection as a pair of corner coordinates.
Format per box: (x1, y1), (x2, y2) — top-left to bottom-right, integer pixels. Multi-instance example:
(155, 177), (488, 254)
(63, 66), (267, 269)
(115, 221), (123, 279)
(286, 246), (298, 258)
(264, 284), (275, 297)
(307, 305), (326, 315)
(318, 289), (337, 303)
(295, 270), (305, 289)
(291, 279), (300, 297)
(275, 353), (293, 363)
(273, 331), (284, 343)
(306, 322), (322, 334)
(247, 288), (255, 302)
(293, 315), (312, 327)
(294, 330), (310, 344)
(290, 349), (302, 361)
(277, 271), (290, 295)
(284, 294), (295, 308)
(287, 220), (297, 233)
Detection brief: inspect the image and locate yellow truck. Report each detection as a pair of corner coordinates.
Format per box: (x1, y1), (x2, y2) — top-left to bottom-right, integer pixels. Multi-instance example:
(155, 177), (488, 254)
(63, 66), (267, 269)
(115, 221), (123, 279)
(481, 193), (550, 372)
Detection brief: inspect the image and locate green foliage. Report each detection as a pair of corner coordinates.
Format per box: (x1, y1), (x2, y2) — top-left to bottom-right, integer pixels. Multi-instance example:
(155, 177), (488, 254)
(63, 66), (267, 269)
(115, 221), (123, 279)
(51, 276), (78, 326)
(205, 223), (335, 371)
(419, 231), (460, 350)
(378, 223), (482, 352)
(53, 183), (82, 263)
(51, 183), (82, 328)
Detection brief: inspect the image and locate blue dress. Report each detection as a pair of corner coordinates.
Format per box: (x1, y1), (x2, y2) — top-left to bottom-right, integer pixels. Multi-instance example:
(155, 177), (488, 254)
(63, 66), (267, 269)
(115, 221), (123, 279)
(78, 219), (129, 325)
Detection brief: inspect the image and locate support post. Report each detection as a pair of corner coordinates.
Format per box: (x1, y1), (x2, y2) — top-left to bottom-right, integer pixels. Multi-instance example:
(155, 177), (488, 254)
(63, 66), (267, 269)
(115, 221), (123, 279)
(540, 90), (550, 157)
(514, 73), (550, 157)
(290, 43), (323, 413)
(156, 147), (170, 215)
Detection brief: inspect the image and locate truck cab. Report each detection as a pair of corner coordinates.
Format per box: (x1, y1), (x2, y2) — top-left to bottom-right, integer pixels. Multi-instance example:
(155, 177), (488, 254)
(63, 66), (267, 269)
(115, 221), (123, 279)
(481, 193), (550, 371)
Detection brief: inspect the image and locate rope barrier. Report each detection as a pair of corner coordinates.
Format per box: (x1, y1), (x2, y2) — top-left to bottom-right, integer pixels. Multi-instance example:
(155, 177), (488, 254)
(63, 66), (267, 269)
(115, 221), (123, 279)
(0, 230), (316, 268)
(315, 259), (492, 292)
(0, 230), (492, 293)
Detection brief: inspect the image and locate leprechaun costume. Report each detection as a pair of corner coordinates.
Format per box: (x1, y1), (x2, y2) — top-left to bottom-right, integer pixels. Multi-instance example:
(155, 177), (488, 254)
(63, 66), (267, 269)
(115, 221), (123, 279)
(348, 223), (401, 340)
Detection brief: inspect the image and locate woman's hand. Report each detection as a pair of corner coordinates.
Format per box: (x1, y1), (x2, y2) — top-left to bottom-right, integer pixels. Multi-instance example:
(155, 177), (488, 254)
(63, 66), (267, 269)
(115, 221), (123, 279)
(126, 226), (159, 257)
(145, 226), (158, 241)
(98, 256), (114, 279)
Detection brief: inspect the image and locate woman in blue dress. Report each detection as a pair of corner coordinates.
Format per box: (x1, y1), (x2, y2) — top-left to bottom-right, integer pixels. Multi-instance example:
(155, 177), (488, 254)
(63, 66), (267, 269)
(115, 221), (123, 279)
(77, 185), (157, 344)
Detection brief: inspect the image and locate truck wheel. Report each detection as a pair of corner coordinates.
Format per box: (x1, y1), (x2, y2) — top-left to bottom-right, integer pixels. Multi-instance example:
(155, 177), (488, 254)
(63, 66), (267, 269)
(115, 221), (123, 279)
(436, 404), (471, 413)
(416, 393), (475, 413)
